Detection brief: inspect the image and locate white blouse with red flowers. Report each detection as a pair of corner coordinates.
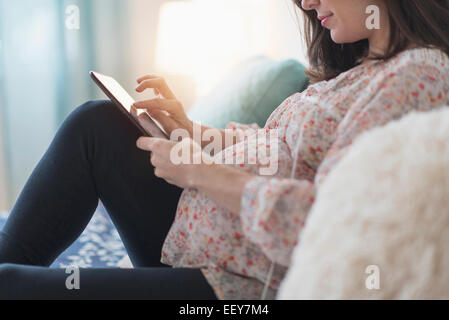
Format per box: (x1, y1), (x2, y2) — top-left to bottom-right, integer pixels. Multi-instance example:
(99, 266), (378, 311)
(160, 47), (449, 300)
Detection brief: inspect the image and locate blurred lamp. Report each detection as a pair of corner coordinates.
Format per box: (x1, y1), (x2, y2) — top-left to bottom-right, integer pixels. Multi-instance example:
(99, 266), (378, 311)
(155, 0), (265, 97)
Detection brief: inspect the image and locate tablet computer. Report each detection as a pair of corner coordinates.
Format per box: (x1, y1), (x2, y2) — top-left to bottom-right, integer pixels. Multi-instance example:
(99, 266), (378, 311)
(90, 71), (168, 139)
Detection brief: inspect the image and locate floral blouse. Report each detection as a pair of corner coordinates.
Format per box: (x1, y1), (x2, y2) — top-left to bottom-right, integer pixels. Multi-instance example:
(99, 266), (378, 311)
(161, 48), (449, 300)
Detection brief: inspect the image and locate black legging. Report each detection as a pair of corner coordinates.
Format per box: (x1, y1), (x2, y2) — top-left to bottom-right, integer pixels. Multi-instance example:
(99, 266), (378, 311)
(0, 100), (217, 299)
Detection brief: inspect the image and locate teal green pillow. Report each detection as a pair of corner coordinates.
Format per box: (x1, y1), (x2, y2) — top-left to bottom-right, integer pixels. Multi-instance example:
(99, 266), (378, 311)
(187, 56), (309, 128)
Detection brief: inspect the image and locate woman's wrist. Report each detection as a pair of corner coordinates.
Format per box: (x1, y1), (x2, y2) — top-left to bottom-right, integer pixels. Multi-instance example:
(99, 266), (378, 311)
(189, 162), (214, 189)
(189, 162), (255, 214)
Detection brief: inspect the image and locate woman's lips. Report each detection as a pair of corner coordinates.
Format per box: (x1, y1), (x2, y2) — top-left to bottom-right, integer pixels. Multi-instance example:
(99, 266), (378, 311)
(318, 14), (334, 27)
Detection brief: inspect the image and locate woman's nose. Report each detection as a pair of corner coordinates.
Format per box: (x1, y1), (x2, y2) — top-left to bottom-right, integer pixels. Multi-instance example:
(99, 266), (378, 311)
(301, 0), (320, 11)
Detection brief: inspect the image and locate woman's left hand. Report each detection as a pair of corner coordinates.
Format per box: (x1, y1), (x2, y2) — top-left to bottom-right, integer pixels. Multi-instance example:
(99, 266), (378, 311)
(136, 136), (206, 189)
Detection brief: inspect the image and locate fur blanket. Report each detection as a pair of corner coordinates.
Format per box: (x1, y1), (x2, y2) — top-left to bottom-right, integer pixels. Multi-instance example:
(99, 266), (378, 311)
(278, 107), (449, 299)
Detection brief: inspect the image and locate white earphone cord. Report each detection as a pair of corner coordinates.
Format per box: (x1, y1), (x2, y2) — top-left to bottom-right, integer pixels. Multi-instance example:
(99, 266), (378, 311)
(260, 129), (304, 300)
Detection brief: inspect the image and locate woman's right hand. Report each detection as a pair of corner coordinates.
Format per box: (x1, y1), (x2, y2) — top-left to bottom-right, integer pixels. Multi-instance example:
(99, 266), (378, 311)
(133, 75), (193, 137)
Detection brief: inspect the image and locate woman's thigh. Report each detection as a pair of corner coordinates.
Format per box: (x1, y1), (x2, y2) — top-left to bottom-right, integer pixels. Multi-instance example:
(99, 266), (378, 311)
(0, 263), (216, 300)
(74, 100), (184, 267)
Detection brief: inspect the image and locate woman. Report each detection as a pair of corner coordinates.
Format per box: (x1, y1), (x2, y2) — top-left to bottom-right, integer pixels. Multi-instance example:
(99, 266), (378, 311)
(2, 0), (449, 299)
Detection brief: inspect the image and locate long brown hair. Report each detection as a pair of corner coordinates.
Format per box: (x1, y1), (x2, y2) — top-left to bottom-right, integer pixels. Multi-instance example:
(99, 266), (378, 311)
(294, 0), (449, 83)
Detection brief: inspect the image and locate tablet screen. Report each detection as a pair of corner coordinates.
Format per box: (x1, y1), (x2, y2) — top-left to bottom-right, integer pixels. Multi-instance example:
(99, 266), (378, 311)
(94, 72), (135, 113)
(90, 71), (168, 139)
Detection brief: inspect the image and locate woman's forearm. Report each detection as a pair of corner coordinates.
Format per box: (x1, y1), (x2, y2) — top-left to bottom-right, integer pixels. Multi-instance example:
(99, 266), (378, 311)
(191, 163), (254, 215)
(187, 122), (237, 151)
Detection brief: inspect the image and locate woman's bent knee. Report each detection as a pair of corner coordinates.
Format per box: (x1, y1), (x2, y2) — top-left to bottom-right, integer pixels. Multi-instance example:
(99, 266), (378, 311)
(59, 100), (133, 143)
(68, 100), (116, 129)
(64, 100), (140, 139)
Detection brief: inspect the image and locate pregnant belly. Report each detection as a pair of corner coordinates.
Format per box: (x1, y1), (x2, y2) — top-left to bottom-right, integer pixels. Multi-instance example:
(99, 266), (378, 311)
(160, 136), (293, 281)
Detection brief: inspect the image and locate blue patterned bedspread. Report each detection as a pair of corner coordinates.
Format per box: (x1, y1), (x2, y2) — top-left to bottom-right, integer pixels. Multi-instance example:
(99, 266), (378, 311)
(0, 204), (128, 268)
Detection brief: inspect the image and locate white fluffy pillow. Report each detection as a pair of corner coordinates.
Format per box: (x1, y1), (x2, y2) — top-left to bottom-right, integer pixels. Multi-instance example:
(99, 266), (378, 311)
(278, 107), (449, 299)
